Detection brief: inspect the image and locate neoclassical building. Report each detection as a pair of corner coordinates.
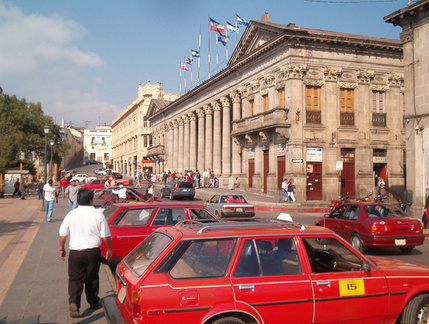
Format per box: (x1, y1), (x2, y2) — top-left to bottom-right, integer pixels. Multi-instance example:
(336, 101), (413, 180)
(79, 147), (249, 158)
(385, 0), (429, 217)
(111, 81), (179, 176)
(147, 15), (405, 201)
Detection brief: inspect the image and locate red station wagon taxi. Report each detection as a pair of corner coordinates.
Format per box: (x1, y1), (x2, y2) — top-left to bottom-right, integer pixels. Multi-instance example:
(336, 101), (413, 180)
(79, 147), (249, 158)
(100, 203), (218, 266)
(103, 220), (429, 324)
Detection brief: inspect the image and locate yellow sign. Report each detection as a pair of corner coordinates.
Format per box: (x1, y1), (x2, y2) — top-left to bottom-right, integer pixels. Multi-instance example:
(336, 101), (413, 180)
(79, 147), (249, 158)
(339, 279), (365, 296)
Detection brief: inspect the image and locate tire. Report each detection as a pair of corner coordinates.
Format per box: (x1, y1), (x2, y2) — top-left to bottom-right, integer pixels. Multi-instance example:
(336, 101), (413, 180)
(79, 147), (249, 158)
(351, 234), (365, 253)
(169, 192), (174, 200)
(189, 196), (194, 200)
(400, 246), (414, 255)
(401, 294), (429, 324)
(211, 317), (245, 324)
(160, 191), (165, 198)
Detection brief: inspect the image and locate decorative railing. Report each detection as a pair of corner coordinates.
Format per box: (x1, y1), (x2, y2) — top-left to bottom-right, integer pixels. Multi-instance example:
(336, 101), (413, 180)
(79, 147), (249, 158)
(147, 144), (165, 157)
(306, 110), (321, 124)
(340, 112), (355, 126)
(372, 113), (387, 127)
(232, 108), (289, 135)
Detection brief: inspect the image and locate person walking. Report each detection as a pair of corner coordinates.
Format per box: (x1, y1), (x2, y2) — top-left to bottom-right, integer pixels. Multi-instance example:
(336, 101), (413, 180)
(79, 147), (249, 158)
(12, 179), (21, 198)
(135, 172), (142, 188)
(202, 169), (210, 188)
(278, 178), (289, 202)
(65, 179), (79, 210)
(58, 188), (112, 318)
(59, 177), (68, 197)
(287, 178), (296, 203)
(194, 170), (201, 189)
(37, 179), (44, 200)
(43, 179), (58, 222)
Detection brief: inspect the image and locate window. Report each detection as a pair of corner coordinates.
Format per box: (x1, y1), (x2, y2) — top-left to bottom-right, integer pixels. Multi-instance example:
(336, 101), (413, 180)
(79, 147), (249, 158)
(118, 208), (154, 226)
(234, 238), (301, 277)
(340, 88), (354, 125)
(306, 86), (321, 124)
(248, 99), (254, 116)
(152, 208), (186, 225)
(372, 91), (386, 127)
(277, 88), (285, 107)
(262, 94), (269, 112)
(188, 209), (217, 221)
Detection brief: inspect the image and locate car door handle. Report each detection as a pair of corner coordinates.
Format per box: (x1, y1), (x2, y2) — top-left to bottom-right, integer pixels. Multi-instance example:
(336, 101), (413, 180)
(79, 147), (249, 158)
(316, 280), (331, 286)
(239, 285), (255, 291)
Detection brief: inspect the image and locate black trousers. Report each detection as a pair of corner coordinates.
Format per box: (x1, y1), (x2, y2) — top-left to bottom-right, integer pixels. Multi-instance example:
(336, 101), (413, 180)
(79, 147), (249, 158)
(68, 247), (101, 308)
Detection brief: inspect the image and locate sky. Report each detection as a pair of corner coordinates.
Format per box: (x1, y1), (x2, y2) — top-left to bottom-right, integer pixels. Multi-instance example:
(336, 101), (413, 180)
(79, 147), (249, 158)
(0, 0), (410, 129)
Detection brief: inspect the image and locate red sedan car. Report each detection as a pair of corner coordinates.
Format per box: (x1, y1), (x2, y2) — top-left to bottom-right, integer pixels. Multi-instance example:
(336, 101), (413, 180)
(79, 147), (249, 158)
(100, 202), (219, 266)
(315, 202), (425, 254)
(104, 220), (429, 324)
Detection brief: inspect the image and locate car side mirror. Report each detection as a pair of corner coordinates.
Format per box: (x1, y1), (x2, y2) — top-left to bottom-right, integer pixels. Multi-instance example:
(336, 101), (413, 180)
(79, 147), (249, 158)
(361, 261), (371, 272)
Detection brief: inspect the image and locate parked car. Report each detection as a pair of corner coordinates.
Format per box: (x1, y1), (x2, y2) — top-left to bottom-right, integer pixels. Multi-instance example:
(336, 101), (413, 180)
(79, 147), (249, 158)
(314, 202), (425, 254)
(94, 168), (107, 176)
(205, 193), (255, 217)
(160, 180), (195, 200)
(81, 178), (108, 190)
(106, 177), (132, 186)
(85, 159), (101, 165)
(92, 187), (148, 206)
(71, 173), (96, 184)
(104, 220), (429, 324)
(100, 202), (218, 266)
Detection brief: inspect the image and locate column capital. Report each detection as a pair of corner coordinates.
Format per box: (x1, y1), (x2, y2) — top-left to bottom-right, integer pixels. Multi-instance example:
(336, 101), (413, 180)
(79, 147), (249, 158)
(182, 115), (190, 124)
(230, 91), (241, 103)
(197, 108), (205, 118)
(204, 104), (213, 115)
(220, 96), (231, 107)
(212, 100), (222, 111)
(188, 112), (196, 121)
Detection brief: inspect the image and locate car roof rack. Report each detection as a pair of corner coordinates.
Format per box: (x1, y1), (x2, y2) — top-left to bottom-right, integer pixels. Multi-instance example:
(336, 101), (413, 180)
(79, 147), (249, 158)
(177, 218), (307, 234)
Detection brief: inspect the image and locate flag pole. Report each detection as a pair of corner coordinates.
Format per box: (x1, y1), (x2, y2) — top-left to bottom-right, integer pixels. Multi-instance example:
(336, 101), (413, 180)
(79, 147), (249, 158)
(198, 24), (201, 85)
(179, 62), (182, 94)
(208, 17), (211, 78)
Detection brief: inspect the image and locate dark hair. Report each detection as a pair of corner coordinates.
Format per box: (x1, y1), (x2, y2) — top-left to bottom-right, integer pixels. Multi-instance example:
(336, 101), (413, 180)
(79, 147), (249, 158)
(77, 188), (94, 205)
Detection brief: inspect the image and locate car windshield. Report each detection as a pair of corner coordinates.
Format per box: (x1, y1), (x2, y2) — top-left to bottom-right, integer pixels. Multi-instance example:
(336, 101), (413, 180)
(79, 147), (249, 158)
(364, 205), (406, 218)
(124, 232), (173, 276)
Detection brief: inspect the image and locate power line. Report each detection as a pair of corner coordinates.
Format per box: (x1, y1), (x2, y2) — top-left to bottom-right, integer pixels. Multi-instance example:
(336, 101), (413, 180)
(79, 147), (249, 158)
(304, 0), (400, 3)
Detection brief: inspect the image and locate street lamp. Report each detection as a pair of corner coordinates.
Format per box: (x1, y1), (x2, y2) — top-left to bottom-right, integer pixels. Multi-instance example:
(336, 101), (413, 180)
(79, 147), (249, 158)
(50, 140), (54, 181)
(43, 126), (49, 184)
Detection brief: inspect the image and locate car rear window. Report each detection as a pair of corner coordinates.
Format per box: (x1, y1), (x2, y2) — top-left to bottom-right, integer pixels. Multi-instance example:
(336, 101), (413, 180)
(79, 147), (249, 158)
(124, 232), (173, 276)
(177, 182), (194, 188)
(102, 205), (121, 220)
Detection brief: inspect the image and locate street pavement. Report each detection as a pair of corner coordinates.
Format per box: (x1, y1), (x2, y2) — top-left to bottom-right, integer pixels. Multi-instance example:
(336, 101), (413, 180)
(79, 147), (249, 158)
(0, 183), (427, 324)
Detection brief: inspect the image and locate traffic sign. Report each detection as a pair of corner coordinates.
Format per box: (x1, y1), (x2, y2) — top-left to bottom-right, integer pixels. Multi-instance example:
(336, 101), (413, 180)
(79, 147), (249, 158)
(292, 158), (304, 163)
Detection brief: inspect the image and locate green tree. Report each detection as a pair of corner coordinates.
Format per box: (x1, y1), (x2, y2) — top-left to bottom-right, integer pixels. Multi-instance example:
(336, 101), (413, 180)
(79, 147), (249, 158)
(0, 87), (68, 176)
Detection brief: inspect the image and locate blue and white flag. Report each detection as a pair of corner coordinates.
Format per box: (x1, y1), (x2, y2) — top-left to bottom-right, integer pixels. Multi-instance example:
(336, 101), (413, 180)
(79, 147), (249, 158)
(191, 49), (200, 57)
(216, 29), (229, 46)
(236, 14), (248, 26)
(227, 21), (239, 33)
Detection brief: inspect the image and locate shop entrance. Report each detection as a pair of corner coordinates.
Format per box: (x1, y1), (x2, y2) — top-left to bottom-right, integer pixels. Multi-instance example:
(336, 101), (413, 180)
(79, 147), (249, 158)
(306, 162), (323, 200)
(341, 148), (355, 198)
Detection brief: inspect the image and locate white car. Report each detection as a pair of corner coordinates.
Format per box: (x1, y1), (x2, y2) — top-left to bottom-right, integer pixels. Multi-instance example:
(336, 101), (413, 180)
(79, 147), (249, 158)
(71, 173), (96, 184)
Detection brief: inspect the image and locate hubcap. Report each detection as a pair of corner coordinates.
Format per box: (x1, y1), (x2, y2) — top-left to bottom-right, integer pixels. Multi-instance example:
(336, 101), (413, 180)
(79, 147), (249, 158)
(352, 237), (361, 250)
(417, 304), (429, 323)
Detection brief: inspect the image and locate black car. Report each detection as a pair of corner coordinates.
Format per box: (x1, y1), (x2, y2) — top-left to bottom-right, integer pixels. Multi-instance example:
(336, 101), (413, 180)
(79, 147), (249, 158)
(85, 159), (101, 165)
(160, 180), (195, 200)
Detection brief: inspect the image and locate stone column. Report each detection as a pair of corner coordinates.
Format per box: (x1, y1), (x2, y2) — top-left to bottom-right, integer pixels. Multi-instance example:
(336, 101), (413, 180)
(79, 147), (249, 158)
(197, 108), (205, 171)
(167, 122), (174, 172)
(183, 115), (190, 171)
(172, 120), (179, 172)
(221, 96), (231, 176)
(178, 117), (184, 173)
(212, 101), (222, 175)
(204, 104), (213, 170)
(231, 90), (242, 175)
(189, 112), (197, 172)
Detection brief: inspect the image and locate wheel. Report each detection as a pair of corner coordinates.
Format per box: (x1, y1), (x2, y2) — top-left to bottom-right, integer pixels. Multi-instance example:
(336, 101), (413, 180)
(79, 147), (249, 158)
(211, 317), (245, 324)
(351, 234), (365, 253)
(160, 191), (165, 198)
(189, 196), (194, 200)
(400, 246), (414, 254)
(169, 192), (174, 200)
(401, 294), (429, 324)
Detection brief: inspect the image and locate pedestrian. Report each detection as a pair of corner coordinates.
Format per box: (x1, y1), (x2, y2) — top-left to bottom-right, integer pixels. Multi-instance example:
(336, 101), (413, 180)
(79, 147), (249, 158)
(58, 188), (112, 318)
(278, 178), (289, 202)
(37, 179), (44, 200)
(194, 170), (201, 189)
(100, 190), (116, 208)
(43, 179), (58, 222)
(210, 170), (215, 188)
(231, 177), (240, 190)
(65, 179), (79, 210)
(12, 179), (21, 198)
(135, 172), (142, 188)
(146, 183), (155, 197)
(59, 177), (68, 197)
(287, 178), (296, 203)
(202, 169), (210, 188)
(112, 183), (127, 203)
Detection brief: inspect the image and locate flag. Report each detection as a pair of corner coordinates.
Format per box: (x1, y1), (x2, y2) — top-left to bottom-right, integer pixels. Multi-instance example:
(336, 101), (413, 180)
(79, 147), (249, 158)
(227, 22), (239, 33)
(216, 29), (229, 46)
(236, 14), (248, 26)
(209, 17), (225, 33)
(186, 57), (192, 64)
(191, 49), (200, 57)
(180, 63), (188, 71)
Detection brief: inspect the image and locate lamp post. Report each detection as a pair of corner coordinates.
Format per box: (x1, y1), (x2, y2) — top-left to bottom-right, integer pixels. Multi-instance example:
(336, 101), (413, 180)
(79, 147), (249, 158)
(50, 140), (54, 182)
(43, 126), (49, 184)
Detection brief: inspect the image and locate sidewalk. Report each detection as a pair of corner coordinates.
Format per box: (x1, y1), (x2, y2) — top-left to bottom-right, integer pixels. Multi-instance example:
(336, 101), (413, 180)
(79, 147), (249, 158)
(0, 196), (114, 324)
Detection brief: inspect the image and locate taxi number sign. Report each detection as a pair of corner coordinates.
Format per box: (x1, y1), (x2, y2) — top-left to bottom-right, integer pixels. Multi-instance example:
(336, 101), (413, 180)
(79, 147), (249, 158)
(339, 279), (365, 296)
(118, 285), (126, 304)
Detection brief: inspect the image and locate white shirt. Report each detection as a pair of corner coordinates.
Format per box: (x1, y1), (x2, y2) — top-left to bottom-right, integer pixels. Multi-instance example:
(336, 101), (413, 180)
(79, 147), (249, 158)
(281, 181), (289, 190)
(59, 205), (110, 250)
(112, 187), (127, 199)
(43, 184), (57, 201)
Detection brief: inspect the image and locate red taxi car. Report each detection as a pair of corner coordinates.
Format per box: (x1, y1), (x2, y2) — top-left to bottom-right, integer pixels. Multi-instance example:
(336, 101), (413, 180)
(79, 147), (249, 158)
(315, 202), (425, 254)
(100, 203), (218, 266)
(104, 220), (429, 324)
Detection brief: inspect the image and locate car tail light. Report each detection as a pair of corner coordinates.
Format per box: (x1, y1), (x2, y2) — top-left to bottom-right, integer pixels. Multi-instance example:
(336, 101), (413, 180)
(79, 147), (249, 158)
(131, 290), (141, 317)
(371, 224), (387, 232)
(223, 206), (235, 211)
(173, 184), (178, 191)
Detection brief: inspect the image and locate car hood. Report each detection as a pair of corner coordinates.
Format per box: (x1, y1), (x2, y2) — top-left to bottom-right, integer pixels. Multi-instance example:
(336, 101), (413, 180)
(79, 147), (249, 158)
(369, 256), (429, 274)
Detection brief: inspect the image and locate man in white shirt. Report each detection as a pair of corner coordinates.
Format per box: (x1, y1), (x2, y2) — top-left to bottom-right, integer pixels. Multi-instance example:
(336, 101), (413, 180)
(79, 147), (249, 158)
(278, 178), (289, 202)
(59, 188), (112, 318)
(43, 179), (58, 222)
(112, 183), (127, 203)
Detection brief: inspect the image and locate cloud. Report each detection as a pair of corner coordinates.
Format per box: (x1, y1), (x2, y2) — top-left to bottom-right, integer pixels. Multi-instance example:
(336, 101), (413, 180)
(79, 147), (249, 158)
(0, 3), (102, 76)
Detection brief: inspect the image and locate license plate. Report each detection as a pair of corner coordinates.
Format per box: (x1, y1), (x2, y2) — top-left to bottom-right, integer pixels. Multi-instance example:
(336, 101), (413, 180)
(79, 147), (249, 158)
(395, 239), (406, 246)
(236, 208), (244, 212)
(118, 285), (126, 304)
(182, 189), (189, 191)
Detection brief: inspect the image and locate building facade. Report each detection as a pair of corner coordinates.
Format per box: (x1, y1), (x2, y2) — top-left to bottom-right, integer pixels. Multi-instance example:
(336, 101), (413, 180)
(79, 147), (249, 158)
(385, 0), (429, 216)
(111, 81), (179, 176)
(147, 16), (405, 202)
(83, 125), (112, 164)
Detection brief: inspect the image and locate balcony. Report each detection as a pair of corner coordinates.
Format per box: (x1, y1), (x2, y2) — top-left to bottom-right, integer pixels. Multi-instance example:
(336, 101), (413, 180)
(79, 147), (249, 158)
(232, 108), (290, 136)
(372, 113), (387, 127)
(147, 144), (165, 159)
(340, 112), (355, 126)
(306, 110), (321, 124)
